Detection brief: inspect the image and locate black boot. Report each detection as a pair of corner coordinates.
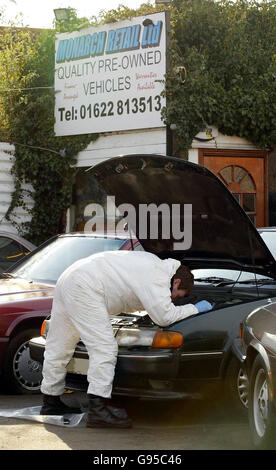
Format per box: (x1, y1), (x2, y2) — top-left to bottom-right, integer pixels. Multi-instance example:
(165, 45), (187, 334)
(40, 394), (82, 415)
(106, 399), (129, 420)
(86, 395), (132, 428)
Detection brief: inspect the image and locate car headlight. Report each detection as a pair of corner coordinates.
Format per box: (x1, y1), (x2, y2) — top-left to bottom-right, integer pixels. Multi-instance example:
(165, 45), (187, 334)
(152, 331), (183, 348)
(41, 319), (50, 338)
(41, 320), (183, 350)
(116, 328), (183, 348)
(116, 328), (156, 346)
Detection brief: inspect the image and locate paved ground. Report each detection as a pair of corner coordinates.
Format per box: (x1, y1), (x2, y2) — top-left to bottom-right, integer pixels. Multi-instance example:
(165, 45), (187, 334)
(0, 392), (255, 450)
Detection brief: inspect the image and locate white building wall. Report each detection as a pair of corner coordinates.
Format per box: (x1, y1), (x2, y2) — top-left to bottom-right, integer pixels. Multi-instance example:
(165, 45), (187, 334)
(66, 128), (167, 232)
(188, 127), (258, 163)
(76, 128), (167, 168)
(0, 143), (33, 234)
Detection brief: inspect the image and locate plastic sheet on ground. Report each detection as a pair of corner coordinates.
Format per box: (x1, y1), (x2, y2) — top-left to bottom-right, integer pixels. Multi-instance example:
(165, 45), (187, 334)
(0, 406), (87, 427)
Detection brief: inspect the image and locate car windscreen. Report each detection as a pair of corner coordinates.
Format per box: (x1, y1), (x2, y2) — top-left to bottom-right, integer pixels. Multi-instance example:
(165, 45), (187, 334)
(12, 236), (125, 283)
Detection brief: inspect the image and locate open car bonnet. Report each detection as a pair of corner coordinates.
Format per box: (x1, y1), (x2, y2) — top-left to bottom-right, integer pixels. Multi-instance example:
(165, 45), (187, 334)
(89, 154), (276, 277)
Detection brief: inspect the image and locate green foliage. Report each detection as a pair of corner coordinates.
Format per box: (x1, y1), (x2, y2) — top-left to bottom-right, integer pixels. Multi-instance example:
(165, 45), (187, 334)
(0, 15), (98, 245)
(96, 0), (276, 153)
(94, 2), (163, 24)
(165, 0), (276, 153)
(54, 7), (91, 32)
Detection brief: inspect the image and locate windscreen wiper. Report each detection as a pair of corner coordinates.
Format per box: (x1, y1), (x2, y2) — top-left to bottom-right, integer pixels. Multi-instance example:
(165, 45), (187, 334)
(195, 277), (235, 284)
(0, 272), (16, 279)
(216, 278), (276, 287)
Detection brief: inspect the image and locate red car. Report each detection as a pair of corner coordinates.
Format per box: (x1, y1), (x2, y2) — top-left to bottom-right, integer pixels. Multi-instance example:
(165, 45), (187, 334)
(0, 232), (139, 394)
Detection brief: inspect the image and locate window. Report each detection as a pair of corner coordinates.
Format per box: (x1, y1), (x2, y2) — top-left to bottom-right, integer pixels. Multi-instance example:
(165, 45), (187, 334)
(0, 236), (24, 271)
(14, 236), (125, 283)
(218, 165), (256, 225)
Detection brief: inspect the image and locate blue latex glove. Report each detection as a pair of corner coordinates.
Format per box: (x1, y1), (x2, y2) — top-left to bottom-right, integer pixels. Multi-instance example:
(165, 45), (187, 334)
(194, 300), (213, 313)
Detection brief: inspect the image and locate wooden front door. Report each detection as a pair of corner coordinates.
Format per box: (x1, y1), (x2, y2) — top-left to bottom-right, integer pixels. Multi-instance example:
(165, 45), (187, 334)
(199, 149), (268, 227)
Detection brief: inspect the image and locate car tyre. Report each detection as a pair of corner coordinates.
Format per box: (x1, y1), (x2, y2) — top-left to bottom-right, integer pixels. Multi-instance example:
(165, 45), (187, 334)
(223, 355), (248, 416)
(3, 329), (43, 395)
(248, 354), (276, 449)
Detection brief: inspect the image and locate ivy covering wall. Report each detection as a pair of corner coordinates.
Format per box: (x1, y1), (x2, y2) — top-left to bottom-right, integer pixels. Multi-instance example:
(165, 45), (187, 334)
(96, 0), (276, 153)
(0, 14), (98, 245)
(165, 0), (276, 154)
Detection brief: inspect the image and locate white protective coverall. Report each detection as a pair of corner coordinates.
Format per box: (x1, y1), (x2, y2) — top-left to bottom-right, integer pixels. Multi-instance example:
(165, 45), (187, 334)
(41, 250), (198, 398)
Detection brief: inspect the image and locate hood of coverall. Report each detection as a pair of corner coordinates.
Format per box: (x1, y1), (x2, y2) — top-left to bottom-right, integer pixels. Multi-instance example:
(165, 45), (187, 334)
(87, 154), (276, 278)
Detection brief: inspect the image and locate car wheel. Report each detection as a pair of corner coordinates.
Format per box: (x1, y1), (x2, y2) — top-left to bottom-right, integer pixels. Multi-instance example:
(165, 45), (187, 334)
(248, 354), (276, 449)
(223, 355), (249, 414)
(3, 329), (43, 394)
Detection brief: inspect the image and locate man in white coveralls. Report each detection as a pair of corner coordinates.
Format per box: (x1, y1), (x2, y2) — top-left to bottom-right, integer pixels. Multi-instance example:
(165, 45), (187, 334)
(40, 250), (212, 428)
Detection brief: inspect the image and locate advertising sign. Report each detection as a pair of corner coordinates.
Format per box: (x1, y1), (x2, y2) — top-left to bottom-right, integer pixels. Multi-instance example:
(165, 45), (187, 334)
(54, 12), (167, 136)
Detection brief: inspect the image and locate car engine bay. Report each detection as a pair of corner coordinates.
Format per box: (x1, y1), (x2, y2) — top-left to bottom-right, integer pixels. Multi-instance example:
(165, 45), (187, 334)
(114, 283), (272, 328)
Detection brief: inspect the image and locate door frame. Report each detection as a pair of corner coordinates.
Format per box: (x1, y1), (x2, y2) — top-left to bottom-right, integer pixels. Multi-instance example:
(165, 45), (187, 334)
(198, 148), (269, 227)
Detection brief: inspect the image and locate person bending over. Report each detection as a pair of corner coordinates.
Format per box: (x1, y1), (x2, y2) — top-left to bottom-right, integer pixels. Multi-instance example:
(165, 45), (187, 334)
(40, 250), (212, 428)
